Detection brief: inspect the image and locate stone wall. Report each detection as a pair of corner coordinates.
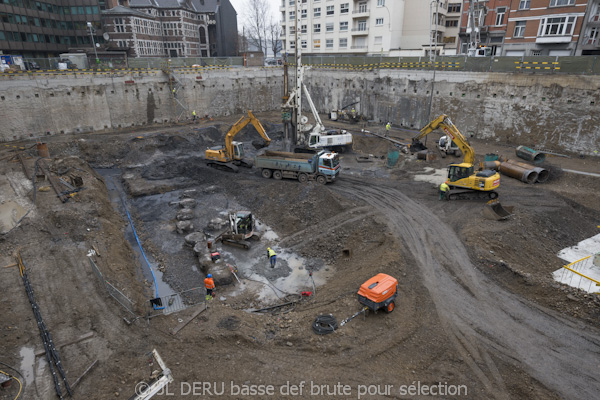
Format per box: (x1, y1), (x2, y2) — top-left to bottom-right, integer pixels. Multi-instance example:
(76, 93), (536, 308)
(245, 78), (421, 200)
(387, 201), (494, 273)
(306, 69), (600, 154)
(1, 67), (598, 154)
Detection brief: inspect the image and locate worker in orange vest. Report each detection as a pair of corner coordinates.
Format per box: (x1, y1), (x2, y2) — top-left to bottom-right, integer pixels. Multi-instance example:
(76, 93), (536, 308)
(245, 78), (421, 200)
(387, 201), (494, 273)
(204, 273), (215, 300)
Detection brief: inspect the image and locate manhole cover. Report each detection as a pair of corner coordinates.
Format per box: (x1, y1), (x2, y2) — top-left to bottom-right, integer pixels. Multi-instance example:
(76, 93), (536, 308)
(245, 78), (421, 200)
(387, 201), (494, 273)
(217, 316), (241, 331)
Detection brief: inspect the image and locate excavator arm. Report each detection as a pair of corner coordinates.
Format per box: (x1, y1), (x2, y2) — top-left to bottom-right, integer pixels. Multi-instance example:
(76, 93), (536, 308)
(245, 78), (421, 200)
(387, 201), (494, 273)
(412, 114), (475, 164)
(224, 110), (271, 159)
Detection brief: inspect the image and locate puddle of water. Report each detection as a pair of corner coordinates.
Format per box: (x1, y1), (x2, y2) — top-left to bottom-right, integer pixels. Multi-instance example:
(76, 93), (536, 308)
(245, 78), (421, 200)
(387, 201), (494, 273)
(412, 167), (448, 185)
(19, 346), (35, 385)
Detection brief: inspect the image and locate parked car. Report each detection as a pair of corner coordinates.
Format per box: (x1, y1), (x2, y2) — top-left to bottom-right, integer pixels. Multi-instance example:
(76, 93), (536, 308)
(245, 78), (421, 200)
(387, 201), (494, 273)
(24, 61), (41, 70)
(264, 58), (277, 66)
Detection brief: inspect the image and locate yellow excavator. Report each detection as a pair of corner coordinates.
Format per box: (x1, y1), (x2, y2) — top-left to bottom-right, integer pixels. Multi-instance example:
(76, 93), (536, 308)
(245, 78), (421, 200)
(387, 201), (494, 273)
(411, 114), (500, 200)
(205, 110), (271, 172)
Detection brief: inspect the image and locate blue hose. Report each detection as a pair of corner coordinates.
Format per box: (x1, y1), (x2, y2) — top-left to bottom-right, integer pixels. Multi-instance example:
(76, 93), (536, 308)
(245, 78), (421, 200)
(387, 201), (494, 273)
(120, 193), (164, 310)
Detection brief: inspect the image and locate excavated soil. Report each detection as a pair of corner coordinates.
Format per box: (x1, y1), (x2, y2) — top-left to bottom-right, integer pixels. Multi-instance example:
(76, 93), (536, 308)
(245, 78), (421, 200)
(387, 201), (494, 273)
(1, 111), (599, 400)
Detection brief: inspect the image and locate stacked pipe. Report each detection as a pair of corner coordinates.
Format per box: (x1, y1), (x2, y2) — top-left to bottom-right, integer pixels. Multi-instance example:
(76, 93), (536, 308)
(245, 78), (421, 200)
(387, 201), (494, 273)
(505, 159), (549, 183)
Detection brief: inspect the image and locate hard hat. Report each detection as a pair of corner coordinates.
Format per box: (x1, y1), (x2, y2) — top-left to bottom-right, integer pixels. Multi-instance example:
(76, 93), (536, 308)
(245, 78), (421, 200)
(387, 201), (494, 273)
(207, 274), (212, 278)
(267, 247), (271, 250)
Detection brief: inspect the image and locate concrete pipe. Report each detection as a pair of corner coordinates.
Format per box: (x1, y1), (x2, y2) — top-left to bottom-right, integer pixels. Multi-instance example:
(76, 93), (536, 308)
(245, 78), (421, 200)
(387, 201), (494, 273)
(505, 159), (550, 183)
(499, 162), (538, 184)
(515, 145), (546, 164)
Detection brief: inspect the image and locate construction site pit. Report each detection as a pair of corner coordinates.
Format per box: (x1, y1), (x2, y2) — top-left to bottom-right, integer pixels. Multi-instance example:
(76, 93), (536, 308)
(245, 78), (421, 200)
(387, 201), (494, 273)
(1, 111), (600, 400)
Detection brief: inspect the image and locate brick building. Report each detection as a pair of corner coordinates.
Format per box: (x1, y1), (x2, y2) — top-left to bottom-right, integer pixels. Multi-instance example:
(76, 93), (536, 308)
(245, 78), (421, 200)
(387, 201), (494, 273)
(102, 0), (237, 57)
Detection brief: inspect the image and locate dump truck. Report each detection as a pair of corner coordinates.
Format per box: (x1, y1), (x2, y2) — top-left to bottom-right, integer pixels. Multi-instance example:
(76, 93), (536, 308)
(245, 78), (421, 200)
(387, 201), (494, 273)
(255, 150), (340, 184)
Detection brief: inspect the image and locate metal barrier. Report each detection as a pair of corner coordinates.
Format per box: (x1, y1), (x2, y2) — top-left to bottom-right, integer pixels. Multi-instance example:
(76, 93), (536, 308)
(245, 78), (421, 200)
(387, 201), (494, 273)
(555, 255), (600, 295)
(88, 258), (137, 317)
(147, 287), (206, 318)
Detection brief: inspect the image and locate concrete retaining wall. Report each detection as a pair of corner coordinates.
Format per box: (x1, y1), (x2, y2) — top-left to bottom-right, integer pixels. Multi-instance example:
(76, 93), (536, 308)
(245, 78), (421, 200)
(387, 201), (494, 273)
(1, 68), (598, 154)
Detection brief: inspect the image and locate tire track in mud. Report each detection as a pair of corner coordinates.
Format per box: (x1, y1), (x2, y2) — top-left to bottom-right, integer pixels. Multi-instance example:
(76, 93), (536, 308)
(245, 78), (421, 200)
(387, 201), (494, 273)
(334, 177), (600, 400)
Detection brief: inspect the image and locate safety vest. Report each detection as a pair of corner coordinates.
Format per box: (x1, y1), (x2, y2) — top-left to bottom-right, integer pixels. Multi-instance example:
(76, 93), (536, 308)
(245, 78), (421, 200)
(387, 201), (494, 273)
(267, 248), (276, 258)
(192, 111), (196, 116)
(204, 277), (215, 290)
(386, 123), (391, 130)
(440, 182), (450, 192)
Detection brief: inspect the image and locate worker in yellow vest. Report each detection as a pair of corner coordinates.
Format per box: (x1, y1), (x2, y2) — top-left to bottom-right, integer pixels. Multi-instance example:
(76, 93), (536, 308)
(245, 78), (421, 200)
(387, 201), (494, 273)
(267, 247), (277, 268)
(439, 181), (450, 201)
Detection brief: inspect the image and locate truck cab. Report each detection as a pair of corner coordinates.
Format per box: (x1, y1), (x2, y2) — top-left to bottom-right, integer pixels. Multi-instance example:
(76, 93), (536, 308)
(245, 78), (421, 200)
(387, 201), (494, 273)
(317, 152), (340, 181)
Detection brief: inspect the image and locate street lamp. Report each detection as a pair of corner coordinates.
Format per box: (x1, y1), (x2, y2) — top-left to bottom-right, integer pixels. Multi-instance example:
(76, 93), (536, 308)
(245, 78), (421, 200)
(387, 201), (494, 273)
(87, 22), (100, 65)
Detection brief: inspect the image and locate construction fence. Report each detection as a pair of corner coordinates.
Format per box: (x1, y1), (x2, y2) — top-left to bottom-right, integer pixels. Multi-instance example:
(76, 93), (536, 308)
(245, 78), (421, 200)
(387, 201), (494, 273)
(299, 55), (600, 75)
(88, 257), (206, 319)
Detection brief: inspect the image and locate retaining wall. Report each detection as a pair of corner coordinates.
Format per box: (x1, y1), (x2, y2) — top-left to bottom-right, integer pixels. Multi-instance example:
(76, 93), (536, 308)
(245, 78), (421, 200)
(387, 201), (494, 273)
(0, 68), (598, 154)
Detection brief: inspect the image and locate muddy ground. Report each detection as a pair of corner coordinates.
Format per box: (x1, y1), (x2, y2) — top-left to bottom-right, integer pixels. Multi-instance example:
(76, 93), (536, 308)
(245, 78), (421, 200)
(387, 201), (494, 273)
(1, 111), (599, 400)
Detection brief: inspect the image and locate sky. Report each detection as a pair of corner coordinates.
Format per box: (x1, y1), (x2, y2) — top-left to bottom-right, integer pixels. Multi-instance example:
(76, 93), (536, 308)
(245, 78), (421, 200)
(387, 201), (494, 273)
(229, 0), (282, 29)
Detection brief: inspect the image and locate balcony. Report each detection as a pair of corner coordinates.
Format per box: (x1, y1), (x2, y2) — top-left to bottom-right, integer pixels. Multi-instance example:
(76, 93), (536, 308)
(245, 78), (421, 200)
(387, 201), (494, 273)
(536, 35), (572, 44)
(352, 9), (370, 18)
(350, 45), (368, 52)
(589, 14), (600, 27)
(351, 28), (369, 35)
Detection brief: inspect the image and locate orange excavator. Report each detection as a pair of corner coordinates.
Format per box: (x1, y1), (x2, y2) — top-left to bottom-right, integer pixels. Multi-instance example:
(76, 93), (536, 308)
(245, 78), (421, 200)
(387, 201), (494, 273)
(205, 110), (271, 172)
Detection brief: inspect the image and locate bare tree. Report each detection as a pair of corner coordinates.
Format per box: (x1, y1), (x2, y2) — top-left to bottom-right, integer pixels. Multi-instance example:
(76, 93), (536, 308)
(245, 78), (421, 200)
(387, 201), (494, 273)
(242, 0), (270, 54)
(269, 18), (282, 58)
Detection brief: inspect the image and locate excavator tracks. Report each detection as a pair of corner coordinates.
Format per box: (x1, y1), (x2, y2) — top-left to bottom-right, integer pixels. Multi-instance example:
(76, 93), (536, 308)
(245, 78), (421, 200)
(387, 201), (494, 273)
(206, 162), (239, 173)
(448, 190), (498, 201)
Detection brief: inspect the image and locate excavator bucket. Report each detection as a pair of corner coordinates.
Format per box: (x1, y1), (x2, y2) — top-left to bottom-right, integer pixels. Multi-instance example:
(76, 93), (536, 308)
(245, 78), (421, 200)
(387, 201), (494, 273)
(252, 139), (270, 150)
(482, 200), (513, 221)
(410, 139), (427, 153)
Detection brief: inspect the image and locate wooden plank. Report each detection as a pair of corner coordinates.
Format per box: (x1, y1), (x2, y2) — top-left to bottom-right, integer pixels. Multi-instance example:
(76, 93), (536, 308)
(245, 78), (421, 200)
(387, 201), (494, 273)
(2, 263), (17, 269)
(170, 305), (207, 336)
(35, 331), (94, 357)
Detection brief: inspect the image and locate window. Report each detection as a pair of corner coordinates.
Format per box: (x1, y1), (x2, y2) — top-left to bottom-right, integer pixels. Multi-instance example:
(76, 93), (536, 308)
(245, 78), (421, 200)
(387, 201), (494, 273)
(301, 40), (307, 49)
(289, 11), (295, 20)
(531, 50), (541, 56)
(443, 36), (456, 43)
(495, 7), (506, 26)
(340, 21), (348, 31)
(290, 40), (295, 49)
(539, 16), (576, 36)
(376, 18), (383, 26)
(326, 38), (333, 48)
(514, 21), (526, 37)
(313, 39), (320, 48)
(374, 36), (382, 45)
(326, 6), (334, 16)
(377, 0), (385, 6)
(358, 20), (367, 31)
(518, 0), (530, 9)
(301, 24), (307, 34)
(314, 7), (321, 17)
(549, 0), (574, 6)
(301, 9), (307, 19)
(326, 22), (334, 32)
(340, 3), (349, 14)
(445, 19), (458, 27)
(314, 24), (321, 33)
(339, 38), (347, 48)
(448, 3), (461, 13)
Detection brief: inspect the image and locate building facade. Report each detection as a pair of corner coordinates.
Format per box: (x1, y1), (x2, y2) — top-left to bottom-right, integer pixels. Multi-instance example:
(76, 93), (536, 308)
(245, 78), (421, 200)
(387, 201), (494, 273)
(280, 0), (406, 56)
(458, 0), (590, 56)
(578, 0), (600, 54)
(443, 1), (464, 54)
(0, 0), (106, 58)
(102, 0), (237, 57)
(504, 0), (588, 56)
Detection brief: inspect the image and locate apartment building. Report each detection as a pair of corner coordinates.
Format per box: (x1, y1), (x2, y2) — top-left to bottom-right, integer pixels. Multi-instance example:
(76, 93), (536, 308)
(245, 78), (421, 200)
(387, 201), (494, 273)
(578, 0), (600, 54)
(280, 0), (405, 55)
(0, 0), (105, 58)
(443, 1), (464, 54)
(504, 0), (588, 56)
(458, 0), (511, 56)
(102, 0), (237, 57)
